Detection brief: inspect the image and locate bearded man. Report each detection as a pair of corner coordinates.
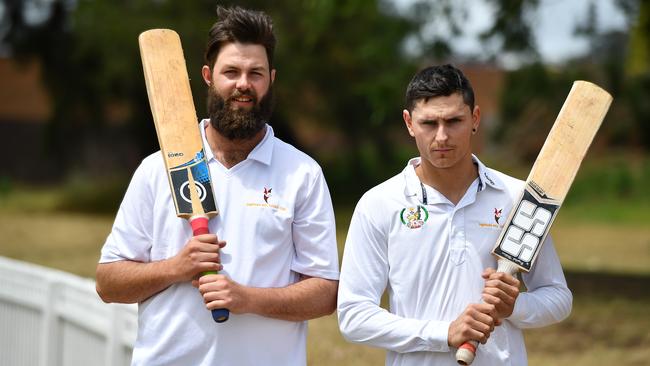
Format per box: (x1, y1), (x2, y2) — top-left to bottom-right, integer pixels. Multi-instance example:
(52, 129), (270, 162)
(96, 6), (339, 366)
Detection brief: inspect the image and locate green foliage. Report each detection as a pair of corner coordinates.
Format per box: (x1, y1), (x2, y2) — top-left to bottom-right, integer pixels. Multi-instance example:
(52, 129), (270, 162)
(0, 176), (12, 199)
(480, 0), (539, 54)
(0, 175), (129, 215)
(493, 63), (586, 162)
(55, 173), (129, 214)
(563, 154), (650, 224)
(0, 0), (553, 204)
(2, 0), (647, 207)
(625, 74), (650, 147)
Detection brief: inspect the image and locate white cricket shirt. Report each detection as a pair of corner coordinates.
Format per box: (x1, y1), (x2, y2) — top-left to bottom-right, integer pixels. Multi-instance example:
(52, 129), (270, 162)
(338, 156), (572, 366)
(101, 120), (339, 366)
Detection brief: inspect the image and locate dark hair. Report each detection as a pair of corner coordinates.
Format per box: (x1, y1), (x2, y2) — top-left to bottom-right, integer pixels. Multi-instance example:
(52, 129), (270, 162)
(204, 6), (276, 69)
(405, 64), (475, 112)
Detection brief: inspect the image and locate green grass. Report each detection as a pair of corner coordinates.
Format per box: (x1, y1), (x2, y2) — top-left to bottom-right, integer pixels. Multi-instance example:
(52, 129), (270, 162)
(0, 211), (110, 278)
(552, 218), (650, 275)
(561, 199), (650, 225)
(1, 180), (649, 365)
(526, 295), (650, 365)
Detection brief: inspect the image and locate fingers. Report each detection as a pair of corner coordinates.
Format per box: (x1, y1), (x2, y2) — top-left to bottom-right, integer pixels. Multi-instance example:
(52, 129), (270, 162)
(193, 233), (219, 244)
(173, 236), (226, 281)
(485, 271), (520, 287)
(482, 288), (517, 304)
(483, 272), (520, 300)
(197, 274), (247, 314)
(448, 303), (498, 347)
(482, 267), (496, 279)
(198, 273), (225, 285)
(186, 236), (227, 262)
(191, 235), (227, 251)
(482, 271), (520, 319)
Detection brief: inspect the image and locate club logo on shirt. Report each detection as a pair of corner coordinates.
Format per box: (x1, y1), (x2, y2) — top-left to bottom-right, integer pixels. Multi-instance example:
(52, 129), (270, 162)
(494, 208), (503, 224)
(263, 187), (272, 203)
(479, 207), (504, 229)
(245, 186), (287, 211)
(400, 206), (429, 229)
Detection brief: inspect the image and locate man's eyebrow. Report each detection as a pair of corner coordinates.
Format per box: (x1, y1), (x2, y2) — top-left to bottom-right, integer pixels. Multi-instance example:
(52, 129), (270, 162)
(418, 113), (465, 122)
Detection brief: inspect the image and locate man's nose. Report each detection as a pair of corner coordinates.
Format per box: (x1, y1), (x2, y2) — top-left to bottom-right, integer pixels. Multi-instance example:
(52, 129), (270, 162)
(435, 125), (449, 141)
(236, 74), (252, 90)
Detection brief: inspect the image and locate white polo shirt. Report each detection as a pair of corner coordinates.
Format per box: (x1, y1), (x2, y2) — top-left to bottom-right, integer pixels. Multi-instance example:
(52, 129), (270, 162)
(338, 156), (572, 366)
(101, 120), (339, 366)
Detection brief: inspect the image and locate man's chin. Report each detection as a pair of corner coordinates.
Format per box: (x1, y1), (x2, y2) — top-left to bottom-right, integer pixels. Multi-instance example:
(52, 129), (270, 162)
(231, 106), (254, 113)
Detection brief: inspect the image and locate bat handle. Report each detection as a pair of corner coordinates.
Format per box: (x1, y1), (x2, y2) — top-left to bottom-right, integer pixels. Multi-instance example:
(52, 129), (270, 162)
(456, 341), (478, 365)
(190, 216), (230, 323)
(455, 260), (520, 365)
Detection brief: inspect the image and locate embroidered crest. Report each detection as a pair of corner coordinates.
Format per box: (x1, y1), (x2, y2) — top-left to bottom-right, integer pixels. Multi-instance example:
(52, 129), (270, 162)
(400, 206), (429, 229)
(245, 187), (286, 211)
(494, 208), (503, 224)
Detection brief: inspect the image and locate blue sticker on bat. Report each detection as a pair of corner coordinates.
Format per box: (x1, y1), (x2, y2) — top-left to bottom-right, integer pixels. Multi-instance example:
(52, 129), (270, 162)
(169, 150), (217, 215)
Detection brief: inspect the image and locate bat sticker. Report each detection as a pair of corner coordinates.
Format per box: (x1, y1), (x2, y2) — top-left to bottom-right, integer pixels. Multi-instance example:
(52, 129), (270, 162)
(169, 152), (217, 215)
(493, 182), (560, 271)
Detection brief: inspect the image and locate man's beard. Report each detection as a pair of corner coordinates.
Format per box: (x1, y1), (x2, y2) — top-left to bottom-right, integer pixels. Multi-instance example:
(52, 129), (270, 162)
(207, 85), (274, 140)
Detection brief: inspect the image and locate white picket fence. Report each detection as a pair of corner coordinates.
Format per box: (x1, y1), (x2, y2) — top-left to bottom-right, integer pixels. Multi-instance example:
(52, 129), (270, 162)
(0, 256), (137, 366)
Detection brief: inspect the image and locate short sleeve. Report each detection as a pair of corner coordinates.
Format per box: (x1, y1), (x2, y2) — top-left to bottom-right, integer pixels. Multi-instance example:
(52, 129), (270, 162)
(290, 168), (339, 280)
(99, 158), (156, 263)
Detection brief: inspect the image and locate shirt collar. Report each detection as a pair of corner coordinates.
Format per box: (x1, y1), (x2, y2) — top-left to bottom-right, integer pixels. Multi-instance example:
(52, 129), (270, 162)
(199, 119), (275, 166)
(472, 154), (505, 191)
(403, 157), (423, 200)
(403, 154), (505, 201)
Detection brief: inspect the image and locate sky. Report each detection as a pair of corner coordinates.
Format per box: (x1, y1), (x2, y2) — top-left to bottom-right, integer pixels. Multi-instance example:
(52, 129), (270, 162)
(394, 0), (629, 64)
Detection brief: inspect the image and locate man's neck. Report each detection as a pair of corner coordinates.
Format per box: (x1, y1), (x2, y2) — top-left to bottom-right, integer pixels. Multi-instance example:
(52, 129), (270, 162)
(205, 123), (267, 169)
(416, 155), (478, 205)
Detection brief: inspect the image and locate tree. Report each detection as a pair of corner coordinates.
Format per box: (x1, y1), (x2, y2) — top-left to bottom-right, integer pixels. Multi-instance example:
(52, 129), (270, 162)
(0, 0), (547, 200)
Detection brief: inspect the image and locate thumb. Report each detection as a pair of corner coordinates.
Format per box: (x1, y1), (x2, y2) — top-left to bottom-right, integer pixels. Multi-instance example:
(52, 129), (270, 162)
(482, 267), (496, 279)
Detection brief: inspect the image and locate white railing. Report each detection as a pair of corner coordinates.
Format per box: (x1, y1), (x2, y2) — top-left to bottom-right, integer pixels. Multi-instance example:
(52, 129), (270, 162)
(0, 256), (137, 366)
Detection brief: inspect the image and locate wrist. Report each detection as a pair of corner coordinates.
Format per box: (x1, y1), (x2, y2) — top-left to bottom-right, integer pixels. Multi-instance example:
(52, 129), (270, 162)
(156, 257), (184, 284)
(240, 285), (258, 314)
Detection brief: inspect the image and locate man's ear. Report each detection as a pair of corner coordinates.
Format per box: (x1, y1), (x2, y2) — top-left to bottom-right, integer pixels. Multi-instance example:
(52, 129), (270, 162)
(270, 69), (276, 84)
(202, 65), (212, 85)
(472, 105), (481, 132)
(403, 109), (415, 137)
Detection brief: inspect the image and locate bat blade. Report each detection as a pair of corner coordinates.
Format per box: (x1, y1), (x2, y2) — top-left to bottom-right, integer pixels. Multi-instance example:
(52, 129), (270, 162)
(492, 80), (612, 272)
(139, 29), (228, 323)
(456, 81), (612, 365)
(138, 28), (218, 219)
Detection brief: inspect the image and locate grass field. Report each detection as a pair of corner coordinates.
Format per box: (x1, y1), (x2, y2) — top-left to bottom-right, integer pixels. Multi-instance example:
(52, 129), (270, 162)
(1, 186), (649, 365)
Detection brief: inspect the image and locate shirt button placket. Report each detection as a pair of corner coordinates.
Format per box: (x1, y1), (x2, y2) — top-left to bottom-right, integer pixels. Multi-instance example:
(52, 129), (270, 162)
(450, 207), (466, 265)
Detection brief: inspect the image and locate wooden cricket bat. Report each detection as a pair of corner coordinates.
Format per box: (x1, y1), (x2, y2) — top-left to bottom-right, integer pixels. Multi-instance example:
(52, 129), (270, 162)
(139, 29), (229, 323)
(456, 81), (612, 364)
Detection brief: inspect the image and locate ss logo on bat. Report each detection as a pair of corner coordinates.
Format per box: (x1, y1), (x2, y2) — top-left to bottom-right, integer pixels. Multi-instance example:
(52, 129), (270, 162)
(501, 200), (552, 262)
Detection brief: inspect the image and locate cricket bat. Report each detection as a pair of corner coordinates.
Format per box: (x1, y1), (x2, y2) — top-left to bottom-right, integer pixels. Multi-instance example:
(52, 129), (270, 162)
(139, 29), (229, 323)
(455, 81), (612, 365)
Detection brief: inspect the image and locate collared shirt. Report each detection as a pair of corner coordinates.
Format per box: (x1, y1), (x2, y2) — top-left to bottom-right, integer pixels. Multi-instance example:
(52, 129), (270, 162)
(338, 156), (572, 366)
(101, 120), (339, 366)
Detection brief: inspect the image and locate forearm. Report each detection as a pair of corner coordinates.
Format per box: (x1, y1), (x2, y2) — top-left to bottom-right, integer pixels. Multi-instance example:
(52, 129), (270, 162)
(338, 299), (450, 353)
(245, 277), (338, 321)
(95, 260), (180, 304)
(508, 285), (573, 328)
(509, 237), (573, 328)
